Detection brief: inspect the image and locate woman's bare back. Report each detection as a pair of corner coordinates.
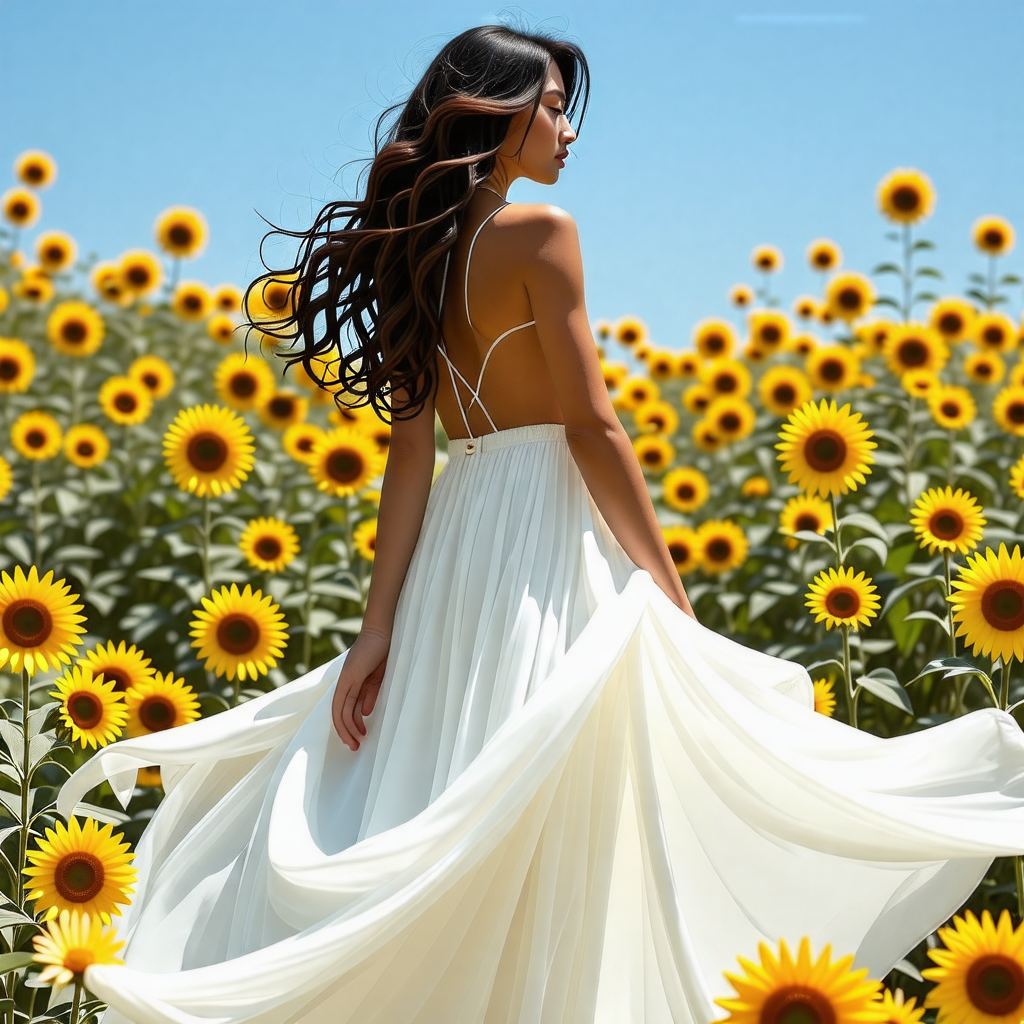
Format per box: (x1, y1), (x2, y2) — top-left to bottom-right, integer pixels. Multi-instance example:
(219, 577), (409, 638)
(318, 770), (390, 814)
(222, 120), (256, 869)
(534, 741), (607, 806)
(434, 196), (566, 441)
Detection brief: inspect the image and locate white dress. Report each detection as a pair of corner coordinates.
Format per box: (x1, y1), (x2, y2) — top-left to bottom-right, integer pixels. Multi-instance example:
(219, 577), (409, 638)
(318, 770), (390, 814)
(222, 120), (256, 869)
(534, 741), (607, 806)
(59, 202), (1024, 1024)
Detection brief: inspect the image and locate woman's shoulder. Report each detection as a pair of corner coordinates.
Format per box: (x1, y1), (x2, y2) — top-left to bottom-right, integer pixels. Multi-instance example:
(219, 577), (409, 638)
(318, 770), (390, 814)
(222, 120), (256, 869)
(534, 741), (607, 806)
(501, 202), (576, 232)
(497, 203), (581, 265)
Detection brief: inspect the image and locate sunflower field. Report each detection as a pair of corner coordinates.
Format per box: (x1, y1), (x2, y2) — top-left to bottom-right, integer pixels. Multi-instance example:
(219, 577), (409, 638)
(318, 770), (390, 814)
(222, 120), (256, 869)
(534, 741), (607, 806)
(0, 150), (1023, 1023)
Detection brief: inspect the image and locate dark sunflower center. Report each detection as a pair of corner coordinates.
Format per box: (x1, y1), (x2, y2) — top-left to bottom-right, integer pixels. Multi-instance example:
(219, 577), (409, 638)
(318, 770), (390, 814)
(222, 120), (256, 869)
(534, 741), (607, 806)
(758, 256), (772, 268)
(99, 668), (131, 692)
(367, 536), (376, 550)
(761, 984), (836, 1024)
(674, 483), (695, 502)
(707, 538), (732, 563)
(825, 586), (859, 617)
(720, 412), (741, 432)
(938, 312), (963, 335)
(327, 448), (365, 484)
(892, 185), (921, 212)
(983, 228), (1005, 249)
(761, 324), (781, 343)
(977, 363), (993, 378)
(806, 429), (848, 470)
(126, 266), (150, 287)
(264, 285), (289, 311)
(187, 432), (228, 472)
(142, 372), (159, 389)
(297, 437), (313, 452)
(775, 384), (796, 403)
(76, 441), (95, 458)
(982, 580), (1024, 632)
(821, 360), (844, 382)
(717, 374), (738, 393)
(668, 542), (687, 563)
(168, 224), (194, 247)
(216, 613), (260, 655)
(114, 392), (137, 413)
(44, 245), (65, 264)
(183, 294), (201, 311)
(10, 200), (29, 219)
(930, 510), (963, 540)
(1008, 401), (1024, 425)
(61, 320), (87, 344)
(838, 287), (862, 310)
(139, 695), (176, 732)
(26, 429), (46, 449)
(68, 691), (104, 730)
(231, 373), (257, 397)
(898, 339), (928, 366)
(24, 165), (45, 183)
(0, 358), (19, 381)
(983, 326), (1004, 346)
(814, 251), (832, 267)
(255, 536), (282, 560)
(966, 954), (1024, 1016)
(269, 396), (295, 418)
(54, 851), (105, 903)
(621, 328), (638, 344)
(796, 513), (820, 531)
(642, 448), (662, 465)
(707, 334), (725, 353)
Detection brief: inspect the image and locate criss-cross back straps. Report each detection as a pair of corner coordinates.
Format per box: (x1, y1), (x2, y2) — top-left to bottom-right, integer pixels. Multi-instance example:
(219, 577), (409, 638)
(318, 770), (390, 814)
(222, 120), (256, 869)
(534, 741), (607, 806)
(435, 204), (537, 438)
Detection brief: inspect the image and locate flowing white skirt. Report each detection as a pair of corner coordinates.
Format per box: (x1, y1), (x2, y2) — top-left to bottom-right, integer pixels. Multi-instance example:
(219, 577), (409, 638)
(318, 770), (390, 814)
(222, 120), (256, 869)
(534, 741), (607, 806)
(58, 422), (1024, 1024)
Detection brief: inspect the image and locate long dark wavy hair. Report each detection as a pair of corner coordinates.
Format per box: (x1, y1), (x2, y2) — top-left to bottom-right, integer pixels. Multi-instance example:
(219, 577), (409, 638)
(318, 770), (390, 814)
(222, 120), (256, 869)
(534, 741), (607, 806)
(242, 24), (590, 424)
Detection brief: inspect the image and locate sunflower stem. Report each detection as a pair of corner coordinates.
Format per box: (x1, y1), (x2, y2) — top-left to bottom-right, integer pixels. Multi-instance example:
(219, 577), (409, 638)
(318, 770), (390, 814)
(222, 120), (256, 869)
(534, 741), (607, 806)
(841, 624), (858, 729)
(987, 254), (996, 310)
(302, 537), (316, 676)
(1000, 657), (1011, 712)
(17, 667), (29, 912)
(945, 428), (955, 486)
(1016, 854), (1024, 922)
(942, 550), (957, 661)
(30, 461), (41, 567)
(69, 361), (83, 424)
(69, 975), (83, 1024)
(199, 495), (212, 592)
(901, 223), (912, 322)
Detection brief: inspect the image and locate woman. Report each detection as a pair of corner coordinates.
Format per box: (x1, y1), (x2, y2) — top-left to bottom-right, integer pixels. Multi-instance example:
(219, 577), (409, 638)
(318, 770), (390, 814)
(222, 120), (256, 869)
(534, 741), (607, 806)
(61, 24), (1024, 1024)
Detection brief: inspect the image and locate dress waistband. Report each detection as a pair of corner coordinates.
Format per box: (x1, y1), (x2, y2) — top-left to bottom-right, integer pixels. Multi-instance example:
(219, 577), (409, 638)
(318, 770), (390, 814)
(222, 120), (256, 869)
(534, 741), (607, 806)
(446, 422), (567, 458)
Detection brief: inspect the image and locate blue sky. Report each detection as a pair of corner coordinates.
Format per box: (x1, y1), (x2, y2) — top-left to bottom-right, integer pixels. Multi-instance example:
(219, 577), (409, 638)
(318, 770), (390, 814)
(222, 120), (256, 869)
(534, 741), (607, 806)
(2, 0), (1021, 349)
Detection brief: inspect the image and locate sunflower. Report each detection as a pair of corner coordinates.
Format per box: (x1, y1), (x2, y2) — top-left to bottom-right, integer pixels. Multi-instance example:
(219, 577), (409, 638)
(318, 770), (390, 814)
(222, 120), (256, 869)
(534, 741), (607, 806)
(328, 400), (378, 431)
(729, 283), (755, 307)
(35, 231), (77, 273)
(751, 244), (783, 273)
(118, 249), (162, 296)
(662, 526), (701, 574)
(63, 424), (110, 469)
(661, 466), (709, 513)
(154, 206), (207, 259)
(947, 543), (1024, 664)
(2, 187), (41, 228)
(972, 311), (1016, 353)
(246, 272), (299, 326)
(14, 149), (57, 189)
(924, 908), (1024, 1024)
(779, 493), (834, 550)
(993, 385), (1024, 436)
(748, 309), (791, 351)
(805, 566), (880, 631)
(125, 672), (201, 738)
(757, 367), (811, 419)
(172, 280), (212, 321)
(742, 475), (770, 498)
(11, 410), (63, 461)
(927, 385), (976, 431)
(633, 434), (675, 473)
(613, 375), (660, 412)
(676, 352), (701, 378)
(127, 354), (175, 400)
(290, 360), (338, 403)
(928, 297), (976, 344)
(282, 422), (327, 464)
(13, 270), (54, 304)
(692, 418), (725, 453)
(213, 352), (276, 411)
(776, 399), (877, 500)
(692, 318), (736, 359)
(47, 301), (105, 358)
(353, 518), (378, 561)
(883, 322), (948, 378)
(964, 350), (1005, 386)
(682, 382), (715, 415)
(0, 565), (86, 677)
(77, 639), (155, 695)
(212, 282), (243, 313)
(258, 389), (309, 430)
(793, 295), (819, 320)
(308, 427), (386, 498)
(136, 766), (162, 788)
(91, 261), (130, 306)
(854, 319), (897, 356)
(700, 357), (752, 400)
(0, 285), (7, 315)
(807, 239), (843, 272)
(0, 337), (36, 393)
(189, 583), (289, 682)
(238, 516), (300, 573)
(49, 665), (127, 750)
(645, 350), (677, 381)
(634, 399), (679, 436)
(876, 988), (925, 1024)
(163, 403), (256, 498)
(33, 909), (125, 989)
(207, 314), (237, 344)
(1011, 454), (1024, 502)
(744, 342), (768, 363)
(695, 520), (748, 575)
(825, 271), (876, 322)
(592, 318), (613, 342)
(910, 486), (985, 557)
(0, 456), (12, 503)
(613, 316), (648, 347)
(813, 678), (837, 717)
(807, 345), (861, 393)
(877, 168), (936, 225)
(705, 396), (757, 443)
(24, 813), (136, 926)
(633, 339), (654, 363)
(98, 375), (153, 426)
(972, 214), (1016, 257)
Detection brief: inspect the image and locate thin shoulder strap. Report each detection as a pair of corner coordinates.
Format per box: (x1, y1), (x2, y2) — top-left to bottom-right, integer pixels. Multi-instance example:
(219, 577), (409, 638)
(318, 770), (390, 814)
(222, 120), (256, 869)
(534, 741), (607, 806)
(435, 251), (476, 438)
(464, 205), (506, 337)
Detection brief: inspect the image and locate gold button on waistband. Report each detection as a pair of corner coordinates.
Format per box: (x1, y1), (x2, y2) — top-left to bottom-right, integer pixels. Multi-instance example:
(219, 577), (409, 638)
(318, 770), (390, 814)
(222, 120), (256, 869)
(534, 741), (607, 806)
(465, 439), (477, 455)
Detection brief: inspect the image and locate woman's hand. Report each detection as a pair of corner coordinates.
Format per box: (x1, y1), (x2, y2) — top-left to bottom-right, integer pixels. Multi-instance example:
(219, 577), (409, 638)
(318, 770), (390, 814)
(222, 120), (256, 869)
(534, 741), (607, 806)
(331, 628), (391, 751)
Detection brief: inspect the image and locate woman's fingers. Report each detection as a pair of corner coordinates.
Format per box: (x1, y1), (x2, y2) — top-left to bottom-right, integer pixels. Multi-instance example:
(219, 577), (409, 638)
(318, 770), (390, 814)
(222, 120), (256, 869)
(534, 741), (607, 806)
(341, 689), (363, 745)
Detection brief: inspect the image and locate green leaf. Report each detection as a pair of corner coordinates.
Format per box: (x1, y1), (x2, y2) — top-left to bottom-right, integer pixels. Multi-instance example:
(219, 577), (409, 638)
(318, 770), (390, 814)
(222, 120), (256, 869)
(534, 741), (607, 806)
(911, 238), (935, 251)
(965, 288), (989, 304)
(0, 907), (41, 931)
(845, 536), (888, 564)
(856, 671), (913, 715)
(912, 291), (939, 303)
(879, 575), (945, 616)
(913, 266), (943, 278)
(836, 512), (889, 543)
(903, 609), (951, 635)
(999, 273), (1021, 286)
(0, 951), (36, 971)
(872, 296), (902, 311)
(871, 262), (903, 276)
(805, 658), (846, 674)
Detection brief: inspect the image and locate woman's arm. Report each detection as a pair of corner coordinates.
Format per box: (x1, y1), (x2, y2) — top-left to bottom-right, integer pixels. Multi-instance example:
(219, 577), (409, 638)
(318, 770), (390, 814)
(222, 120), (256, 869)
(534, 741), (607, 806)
(521, 206), (696, 619)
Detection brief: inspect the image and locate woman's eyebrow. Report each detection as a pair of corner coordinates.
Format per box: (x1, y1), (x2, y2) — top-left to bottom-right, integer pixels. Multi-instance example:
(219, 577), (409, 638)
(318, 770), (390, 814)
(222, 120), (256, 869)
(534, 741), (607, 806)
(544, 88), (566, 101)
